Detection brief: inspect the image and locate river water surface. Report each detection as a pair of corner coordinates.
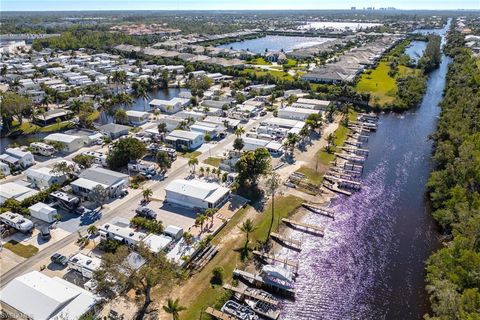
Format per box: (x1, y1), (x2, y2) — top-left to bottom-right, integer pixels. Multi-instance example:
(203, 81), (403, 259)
(278, 22), (451, 320)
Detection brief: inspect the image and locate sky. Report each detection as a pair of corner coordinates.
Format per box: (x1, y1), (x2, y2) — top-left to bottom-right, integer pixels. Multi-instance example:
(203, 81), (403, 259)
(2, 0), (479, 11)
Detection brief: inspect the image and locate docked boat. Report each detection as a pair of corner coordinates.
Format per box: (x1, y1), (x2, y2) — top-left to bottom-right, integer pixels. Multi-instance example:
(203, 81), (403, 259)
(244, 288), (280, 320)
(221, 300), (259, 320)
(261, 264), (295, 290)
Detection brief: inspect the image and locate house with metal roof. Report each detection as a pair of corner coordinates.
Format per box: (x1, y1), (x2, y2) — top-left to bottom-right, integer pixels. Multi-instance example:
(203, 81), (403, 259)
(0, 148), (34, 170)
(44, 133), (85, 152)
(70, 167), (128, 199)
(165, 179), (230, 209)
(166, 130), (204, 151)
(0, 182), (39, 205)
(0, 271), (98, 320)
(25, 166), (68, 190)
(98, 123), (131, 139)
(126, 110), (150, 126)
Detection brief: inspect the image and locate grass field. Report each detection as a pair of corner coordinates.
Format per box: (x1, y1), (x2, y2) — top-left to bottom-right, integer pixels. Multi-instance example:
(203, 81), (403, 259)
(180, 195), (303, 319)
(203, 157), (221, 167)
(14, 120), (75, 134)
(4, 240), (39, 258)
(241, 68), (294, 81)
(179, 150), (202, 159)
(250, 57), (271, 65)
(356, 61), (397, 105)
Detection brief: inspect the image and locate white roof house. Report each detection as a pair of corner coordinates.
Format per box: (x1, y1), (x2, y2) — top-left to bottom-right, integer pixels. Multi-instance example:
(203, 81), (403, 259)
(0, 148), (34, 169)
(25, 166), (68, 190)
(0, 211), (34, 232)
(126, 110), (150, 126)
(165, 179), (230, 209)
(149, 97), (190, 114)
(295, 98), (331, 110)
(71, 167), (128, 198)
(277, 107), (320, 121)
(166, 130), (204, 151)
(0, 182), (39, 205)
(99, 218), (147, 246)
(0, 271), (98, 320)
(0, 161), (11, 177)
(44, 133), (85, 153)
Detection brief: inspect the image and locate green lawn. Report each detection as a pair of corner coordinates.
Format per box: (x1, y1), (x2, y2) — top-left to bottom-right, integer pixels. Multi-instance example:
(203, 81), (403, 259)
(250, 57), (271, 65)
(16, 120), (75, 134)
(180, 195), (303, 319)
(179, 150), (202, 159)
(284, 58), (297, 67)
(203, 157), (221, 167)
(356, 61), (397, 105)
(4, 240), (38, 258)
(296, 166), (324, 186)
(242, 68), (294, 81)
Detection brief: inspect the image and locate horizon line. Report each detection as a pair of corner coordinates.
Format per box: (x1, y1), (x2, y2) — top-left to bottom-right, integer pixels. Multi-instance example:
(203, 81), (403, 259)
(2, 8), (479, 12)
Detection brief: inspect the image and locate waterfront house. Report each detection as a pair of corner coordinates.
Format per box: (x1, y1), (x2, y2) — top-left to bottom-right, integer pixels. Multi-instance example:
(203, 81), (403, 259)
(126, 110), (150, 126)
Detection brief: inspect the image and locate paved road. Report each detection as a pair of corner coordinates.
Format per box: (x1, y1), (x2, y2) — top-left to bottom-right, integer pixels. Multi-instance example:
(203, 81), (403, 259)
(0, 114), (269, 288)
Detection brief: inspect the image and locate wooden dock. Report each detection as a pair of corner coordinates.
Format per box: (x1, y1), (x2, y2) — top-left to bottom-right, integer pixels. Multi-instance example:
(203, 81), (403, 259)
(348, 133), (369, 142)
(282, 218), (324, 236)
(323, 181), (353, 196)
(252, 250), (299, 269)
(205, 307), (236, 320)
(340, 146), (369, 156)
(223, 284), (279, 306)
(302, 203), (335, 219)
(335, 153), (366, 164)
(270, 232), (301, 251)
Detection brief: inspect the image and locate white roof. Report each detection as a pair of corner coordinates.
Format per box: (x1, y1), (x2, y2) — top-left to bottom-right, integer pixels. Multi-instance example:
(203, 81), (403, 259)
(166, 179), (230, 203)
(243, 137), (269, 147)
(126, 110), (150, 117)
(280, 107), (319, 115)
(71, 178), (108, 191)
(168, 130), (203, 140)
(142, 234), (173, 254)
(261, 117), (305, 128)
(28, 202), (56, 214)
(0, 271), (97, 320)
(69, 253), (102, 272)
(26, 166), (63, 180)
(296, 98), (331, 107)
(0, 182), (39, 201)
(5, 148), (31, 158)
(45, 133), (82, 144)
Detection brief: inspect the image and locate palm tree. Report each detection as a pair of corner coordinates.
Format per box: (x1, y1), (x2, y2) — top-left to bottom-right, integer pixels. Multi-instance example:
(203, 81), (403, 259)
(70, 99), (83, 113)
(325, 133), (336, 153)
(205, 208), (218, 223)
(205, 166), (211, 177)
(235, 126), (245, 138)
(188, 157), (198, 174)
(239, 218), (257, 248)
(87, 225), (98, 245)
(142, 188), (153, 202)
(266, 172), (280, 239)
(199, 167), (205, 176)
(163, 298), (186, 320)
(195, 214), (207, 231)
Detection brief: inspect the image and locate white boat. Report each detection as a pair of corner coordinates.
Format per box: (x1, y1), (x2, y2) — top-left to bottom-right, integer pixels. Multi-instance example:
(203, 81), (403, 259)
(221, 300), (259, 320)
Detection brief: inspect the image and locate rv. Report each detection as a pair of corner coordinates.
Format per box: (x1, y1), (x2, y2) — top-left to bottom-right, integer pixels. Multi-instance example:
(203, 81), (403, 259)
(128, 160), (156, 175)
(147, 144), (177, 160)
(0, 211), (34, 233)
(50, 191), (81, 211)
(81, 151), (108, 167)
(30, 142), (56, 156)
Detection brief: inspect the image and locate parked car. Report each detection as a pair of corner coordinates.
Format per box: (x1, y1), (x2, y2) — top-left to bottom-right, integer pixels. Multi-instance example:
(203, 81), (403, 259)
(75, 206), (92, 215)
(260, 111), (267, 116)
(50, 253), (68, 266)
(135, 206), (157, 220)
(40, 226), (51, 240)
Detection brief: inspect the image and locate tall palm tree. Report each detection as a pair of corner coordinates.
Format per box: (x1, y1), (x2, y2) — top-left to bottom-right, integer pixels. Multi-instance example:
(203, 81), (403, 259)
(87, 225), (98, 245)
(163, 298), (186, 320)
(235, 126), (245, 138)
(142, 188), (153, 202)
(188, 157), (198, 174)
(325, 133), (336, 153)
(239, 218), (257, 248)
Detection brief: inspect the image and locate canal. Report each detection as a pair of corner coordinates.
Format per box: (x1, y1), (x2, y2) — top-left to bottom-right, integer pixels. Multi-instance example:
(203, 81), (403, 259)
(278, 21), (451, 319)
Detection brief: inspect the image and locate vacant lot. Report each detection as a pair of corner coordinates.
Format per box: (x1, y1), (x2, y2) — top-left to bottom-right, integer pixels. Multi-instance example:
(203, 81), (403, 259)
(4, 240), (39, 258)
(356, 61), (397, 105)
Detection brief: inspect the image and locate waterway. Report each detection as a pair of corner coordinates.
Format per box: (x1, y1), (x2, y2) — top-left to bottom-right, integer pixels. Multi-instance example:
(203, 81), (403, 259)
(405, 41), (427, 63)
(278, 21), (451, 320)
(216, 35), (331, 54)
(300, 21), (382, 31)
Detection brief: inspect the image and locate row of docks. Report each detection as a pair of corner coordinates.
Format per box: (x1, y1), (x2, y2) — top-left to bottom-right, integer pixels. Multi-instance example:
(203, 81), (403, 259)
(322, 113), (378, 196)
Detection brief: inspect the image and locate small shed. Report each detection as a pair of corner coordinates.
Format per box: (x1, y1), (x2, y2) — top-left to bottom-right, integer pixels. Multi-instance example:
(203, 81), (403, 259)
(164, 225), (184, 240)
(28, 202), (57, 223)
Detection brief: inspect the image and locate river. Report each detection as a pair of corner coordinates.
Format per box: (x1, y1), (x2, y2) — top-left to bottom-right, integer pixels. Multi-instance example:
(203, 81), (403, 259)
(278, 21), (451, 320)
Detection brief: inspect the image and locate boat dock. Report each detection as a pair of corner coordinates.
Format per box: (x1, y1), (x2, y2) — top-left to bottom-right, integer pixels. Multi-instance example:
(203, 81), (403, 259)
(322, 181), (353, 196)
(270, 232), (302, 251)
(324, 175), (362, 191)
(233, 268), (295, 296)
(223, 284), (279, 306)
(348, 133), (369, 142)
(335, 152), (366, 164)
(252, 250), (299, 269)
(340, 146), (369, 156)
(302, 203), (335, 219)
(281, 218), (324, 236)
(205, 307), (236, 320)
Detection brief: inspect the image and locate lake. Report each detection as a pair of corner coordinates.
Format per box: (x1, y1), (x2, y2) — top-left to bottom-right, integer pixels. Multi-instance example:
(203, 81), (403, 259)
(216, 35), (331, 54)
(405, 41), (427, 63)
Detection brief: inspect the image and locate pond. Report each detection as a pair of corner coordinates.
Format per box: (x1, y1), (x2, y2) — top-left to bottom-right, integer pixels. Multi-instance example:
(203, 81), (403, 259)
(216, 35), (331, 54)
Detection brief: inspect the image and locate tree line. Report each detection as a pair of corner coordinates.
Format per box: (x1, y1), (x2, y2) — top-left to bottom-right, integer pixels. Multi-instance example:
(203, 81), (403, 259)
(424, 45), (480, 320)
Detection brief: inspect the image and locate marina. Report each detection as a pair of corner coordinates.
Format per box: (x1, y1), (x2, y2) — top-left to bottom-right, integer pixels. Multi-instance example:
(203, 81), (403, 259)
(281, 218), (324, 236)
(270, 232), (302, 251)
